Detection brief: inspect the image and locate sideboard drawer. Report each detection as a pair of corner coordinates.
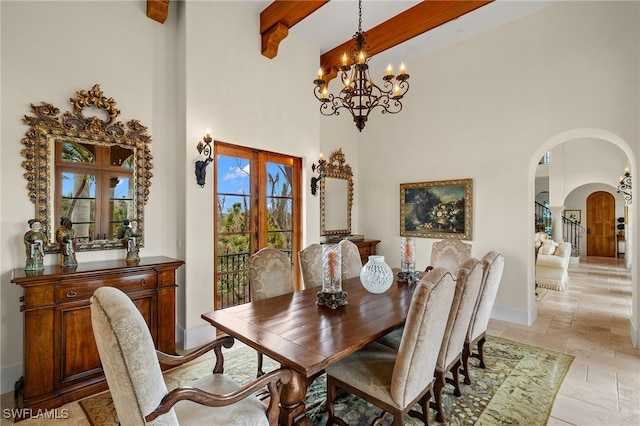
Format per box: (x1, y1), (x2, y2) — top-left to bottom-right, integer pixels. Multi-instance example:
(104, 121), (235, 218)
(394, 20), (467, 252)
(55, 272), (157, 303)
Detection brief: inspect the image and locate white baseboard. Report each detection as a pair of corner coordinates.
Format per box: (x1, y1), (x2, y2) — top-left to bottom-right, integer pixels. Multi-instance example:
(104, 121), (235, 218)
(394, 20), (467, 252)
(1, 363), (22, 395)
(490, 302), (535, 326)
(631, 319), (640, 349)
(182, 323), (217, 350)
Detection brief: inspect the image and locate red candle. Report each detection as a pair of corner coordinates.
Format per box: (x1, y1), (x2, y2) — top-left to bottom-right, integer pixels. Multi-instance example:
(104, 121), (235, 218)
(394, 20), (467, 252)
(404, 240), (413, 263)
(327, 251), (339, 281)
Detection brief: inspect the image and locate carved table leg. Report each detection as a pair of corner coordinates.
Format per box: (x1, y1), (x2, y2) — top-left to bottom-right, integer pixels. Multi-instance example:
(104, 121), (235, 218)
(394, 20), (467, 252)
(279, 371), (310, 426)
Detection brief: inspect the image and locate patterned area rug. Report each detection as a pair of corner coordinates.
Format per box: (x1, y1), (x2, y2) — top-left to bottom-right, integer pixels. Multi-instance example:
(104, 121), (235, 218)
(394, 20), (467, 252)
(79, 336), (572, 425)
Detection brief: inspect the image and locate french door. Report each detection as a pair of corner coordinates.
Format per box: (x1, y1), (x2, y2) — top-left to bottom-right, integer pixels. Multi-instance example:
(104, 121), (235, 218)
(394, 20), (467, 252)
(214, 142), (301, 309)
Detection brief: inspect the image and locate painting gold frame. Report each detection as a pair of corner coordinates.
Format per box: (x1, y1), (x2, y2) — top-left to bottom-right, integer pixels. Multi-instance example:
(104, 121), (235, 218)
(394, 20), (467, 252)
(400, 179), (473, 240)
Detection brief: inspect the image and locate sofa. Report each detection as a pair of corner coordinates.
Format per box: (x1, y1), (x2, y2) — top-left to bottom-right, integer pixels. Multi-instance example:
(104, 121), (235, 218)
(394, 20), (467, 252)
(535, 239), (571, 290)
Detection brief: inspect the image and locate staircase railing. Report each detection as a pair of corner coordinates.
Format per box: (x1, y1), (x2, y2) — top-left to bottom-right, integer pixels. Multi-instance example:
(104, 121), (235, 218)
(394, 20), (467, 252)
(535, 201), (552, 235)
(534, 201), (585, 257)
(562, 217), (585, 257)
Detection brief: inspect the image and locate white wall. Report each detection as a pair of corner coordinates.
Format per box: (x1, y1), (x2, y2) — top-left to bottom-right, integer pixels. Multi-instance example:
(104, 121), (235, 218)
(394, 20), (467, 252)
(319, 111), (359, 239)
(0, 0), (181, 392)
(355, 1), (639, 330)
(180, 0), (320, 347)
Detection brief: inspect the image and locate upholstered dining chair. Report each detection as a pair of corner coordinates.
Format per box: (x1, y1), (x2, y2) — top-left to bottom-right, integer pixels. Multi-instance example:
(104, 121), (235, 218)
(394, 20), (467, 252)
(461, 251), (505, 385)
(249, 247), (295, 376)
(376, 257), (484, 423)
(298, 243), (322, 289)
(90, 286), (292, 426)
(324, 268), (456, 425)
(425, 239), (472, 276)
(432, 257), (483, 422)
(339, 239), (362, 280)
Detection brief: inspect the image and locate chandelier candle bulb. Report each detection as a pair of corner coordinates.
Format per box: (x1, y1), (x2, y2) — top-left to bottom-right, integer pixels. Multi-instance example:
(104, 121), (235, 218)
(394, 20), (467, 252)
(311, 0), (411, 131)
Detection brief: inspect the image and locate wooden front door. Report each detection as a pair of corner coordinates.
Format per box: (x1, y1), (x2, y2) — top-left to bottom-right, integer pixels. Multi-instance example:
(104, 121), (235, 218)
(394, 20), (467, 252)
(586, 191), (615, 257)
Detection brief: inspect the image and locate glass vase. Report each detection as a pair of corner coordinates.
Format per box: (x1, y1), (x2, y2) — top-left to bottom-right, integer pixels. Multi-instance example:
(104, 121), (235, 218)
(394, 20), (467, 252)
(360, 255), (394, 294)
(401, 237), (416, 273)
(322, 243), (342, 293)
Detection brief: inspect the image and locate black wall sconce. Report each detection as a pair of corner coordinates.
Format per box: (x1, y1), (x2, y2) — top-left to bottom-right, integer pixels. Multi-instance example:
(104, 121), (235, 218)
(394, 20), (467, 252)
(617, 167), (632, 204)
(310, 154), (326, 196)
(195, 131), (213, 187)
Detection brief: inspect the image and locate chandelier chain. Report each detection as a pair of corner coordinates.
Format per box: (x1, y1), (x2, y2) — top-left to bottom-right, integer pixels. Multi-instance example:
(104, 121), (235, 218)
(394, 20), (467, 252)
(312, 0), (411, 131)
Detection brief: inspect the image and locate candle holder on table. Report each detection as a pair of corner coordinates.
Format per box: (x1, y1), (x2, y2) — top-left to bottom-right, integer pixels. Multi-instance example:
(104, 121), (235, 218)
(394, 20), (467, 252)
(317, 243), (348, 309)
(397, 236), (420, 284)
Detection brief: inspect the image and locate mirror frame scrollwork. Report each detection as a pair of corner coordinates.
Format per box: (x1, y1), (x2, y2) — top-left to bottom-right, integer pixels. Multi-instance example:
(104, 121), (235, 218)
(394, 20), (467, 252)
(320, 148), (353, 237)
(21, 84), (153, 253)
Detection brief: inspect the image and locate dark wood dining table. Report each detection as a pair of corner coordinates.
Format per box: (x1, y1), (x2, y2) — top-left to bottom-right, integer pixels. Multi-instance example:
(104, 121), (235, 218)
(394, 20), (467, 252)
(201, 272), (419, 425)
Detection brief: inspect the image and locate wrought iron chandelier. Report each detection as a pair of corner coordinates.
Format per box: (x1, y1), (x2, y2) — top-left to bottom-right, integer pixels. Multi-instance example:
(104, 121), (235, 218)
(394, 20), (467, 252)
(617, 168), (632, 204)
(313, 0), (410, 132)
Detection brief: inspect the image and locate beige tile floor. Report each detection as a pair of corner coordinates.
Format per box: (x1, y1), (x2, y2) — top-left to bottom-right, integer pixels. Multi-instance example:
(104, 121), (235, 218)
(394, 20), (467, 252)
(488, 256), (639, 426)
(2, 256), (638, 425)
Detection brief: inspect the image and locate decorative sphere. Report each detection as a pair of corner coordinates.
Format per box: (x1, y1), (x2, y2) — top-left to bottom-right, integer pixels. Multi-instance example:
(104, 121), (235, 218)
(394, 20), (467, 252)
(360, 255), (394, 294)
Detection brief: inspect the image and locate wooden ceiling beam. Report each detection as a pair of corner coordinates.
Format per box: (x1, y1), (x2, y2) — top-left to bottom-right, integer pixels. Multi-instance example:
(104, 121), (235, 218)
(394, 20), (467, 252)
(261, 0), (329, 59)
(320, 0), (494, 75)
(147, 0), (170, 24)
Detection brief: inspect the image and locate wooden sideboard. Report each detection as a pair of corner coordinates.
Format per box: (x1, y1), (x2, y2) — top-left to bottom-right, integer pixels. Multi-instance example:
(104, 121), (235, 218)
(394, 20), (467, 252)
(352, 239), (381, 264)
(11, 256), (184, 420)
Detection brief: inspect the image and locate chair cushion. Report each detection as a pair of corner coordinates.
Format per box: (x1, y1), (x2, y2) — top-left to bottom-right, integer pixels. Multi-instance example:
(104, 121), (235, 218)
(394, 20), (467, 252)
(376, 327), (403, 350)
(173, 374), (269, 426)
(325, 342), (399, 408)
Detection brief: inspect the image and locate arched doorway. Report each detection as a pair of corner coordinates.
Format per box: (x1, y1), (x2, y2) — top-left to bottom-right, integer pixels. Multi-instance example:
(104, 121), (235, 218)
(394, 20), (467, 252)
(586, 191), (615, 256)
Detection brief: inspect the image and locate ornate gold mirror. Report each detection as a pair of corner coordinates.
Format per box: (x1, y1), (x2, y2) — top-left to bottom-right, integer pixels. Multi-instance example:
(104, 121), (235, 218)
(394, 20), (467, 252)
(320, 148), (353, 238)
(21, 84), (153, 253)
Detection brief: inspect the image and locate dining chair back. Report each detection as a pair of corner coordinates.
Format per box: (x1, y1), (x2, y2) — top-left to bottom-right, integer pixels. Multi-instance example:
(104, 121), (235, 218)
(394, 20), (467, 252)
(249, 247), (295, 301)
(324, 267), (456, 425)
(338, 239), (362, 280)
(461, 251), (505, 384)
(90, 286), (290, 426)
(298, 243), (322, 289)
(426, 239), (472, 276)
(433, 257), (483, 422)
(248, 247), (295, 375)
